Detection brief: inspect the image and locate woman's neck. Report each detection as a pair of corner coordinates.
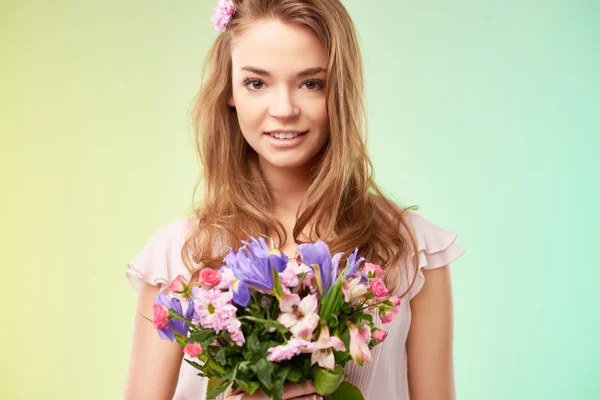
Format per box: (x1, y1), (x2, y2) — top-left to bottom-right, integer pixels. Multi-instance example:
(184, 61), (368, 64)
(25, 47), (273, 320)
(258, 157), (313, 217)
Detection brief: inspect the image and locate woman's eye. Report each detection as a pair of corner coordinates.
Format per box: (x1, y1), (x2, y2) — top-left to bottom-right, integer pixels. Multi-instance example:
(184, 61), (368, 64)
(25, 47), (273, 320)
(244, 79), (265, 91)
(302, 80), (325, 90)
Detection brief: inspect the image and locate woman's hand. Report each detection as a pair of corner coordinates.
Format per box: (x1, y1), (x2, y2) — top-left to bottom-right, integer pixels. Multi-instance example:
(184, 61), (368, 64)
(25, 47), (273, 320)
(223, 381), (322, 400)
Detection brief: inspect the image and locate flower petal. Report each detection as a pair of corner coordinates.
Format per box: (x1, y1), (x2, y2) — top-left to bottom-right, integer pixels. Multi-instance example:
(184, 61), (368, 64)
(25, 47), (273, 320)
(278, 312), (299, 328)
(232, 280), (250, 307)
(298, 293), (318, 315)
(328, 336), (346, 352)
(280, 293), (301, 313)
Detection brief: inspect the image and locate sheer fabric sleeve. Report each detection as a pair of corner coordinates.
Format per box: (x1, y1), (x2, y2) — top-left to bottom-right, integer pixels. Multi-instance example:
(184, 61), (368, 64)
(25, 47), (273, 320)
(404, 211), (465, 300)
(125, 217), (192, 295)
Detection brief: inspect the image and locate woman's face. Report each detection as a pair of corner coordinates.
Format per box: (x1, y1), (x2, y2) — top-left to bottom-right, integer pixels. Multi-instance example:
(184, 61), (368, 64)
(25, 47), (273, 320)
(229, 19), (329, 170)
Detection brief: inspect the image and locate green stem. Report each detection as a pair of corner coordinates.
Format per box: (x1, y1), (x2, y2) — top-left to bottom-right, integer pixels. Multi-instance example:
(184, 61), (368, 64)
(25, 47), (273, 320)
(169, 310), (199, 333)
(238, 316), (287, 332)
(354, 299), (390, 315)
(197, 353), (226, 375)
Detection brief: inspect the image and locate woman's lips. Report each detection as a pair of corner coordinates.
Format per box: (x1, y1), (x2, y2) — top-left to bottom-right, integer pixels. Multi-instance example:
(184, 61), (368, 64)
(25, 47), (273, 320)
(263, 131), (308, 149)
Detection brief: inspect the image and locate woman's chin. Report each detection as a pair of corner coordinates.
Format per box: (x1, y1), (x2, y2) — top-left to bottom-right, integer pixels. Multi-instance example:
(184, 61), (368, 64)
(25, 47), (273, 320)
(258, 154), (312, 170)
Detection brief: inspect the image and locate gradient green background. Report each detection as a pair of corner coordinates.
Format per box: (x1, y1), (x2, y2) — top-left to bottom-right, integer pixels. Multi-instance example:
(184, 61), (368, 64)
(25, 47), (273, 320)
(2, 0), (599, 399)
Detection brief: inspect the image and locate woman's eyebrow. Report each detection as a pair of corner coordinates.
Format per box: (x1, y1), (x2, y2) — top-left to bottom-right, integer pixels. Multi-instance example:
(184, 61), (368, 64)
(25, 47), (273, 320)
(240, 66), (327, 77)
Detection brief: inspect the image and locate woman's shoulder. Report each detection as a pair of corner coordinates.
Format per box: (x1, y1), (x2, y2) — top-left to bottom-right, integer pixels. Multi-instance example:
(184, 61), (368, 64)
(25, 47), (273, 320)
(399, 209), (465, 300)
(403, 210), (459, 244)
(368, 193), (459, 246)
(125, 214), (198, 294)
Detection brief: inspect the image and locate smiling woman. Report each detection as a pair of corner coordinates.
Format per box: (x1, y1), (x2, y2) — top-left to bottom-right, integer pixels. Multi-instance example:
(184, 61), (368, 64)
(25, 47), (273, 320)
(124, 1), (464, 399)
(228, 19), (329, 169)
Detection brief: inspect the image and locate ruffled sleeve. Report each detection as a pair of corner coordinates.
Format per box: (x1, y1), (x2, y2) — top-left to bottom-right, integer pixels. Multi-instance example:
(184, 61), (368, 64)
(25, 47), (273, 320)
(404, 211), (465, 300)
(125, 216), (195, 295)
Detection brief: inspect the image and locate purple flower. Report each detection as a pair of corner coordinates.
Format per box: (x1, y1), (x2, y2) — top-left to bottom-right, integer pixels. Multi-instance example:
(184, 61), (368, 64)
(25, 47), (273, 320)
(155, 294), (195, 342)
(345, 248), (365, 278)
(297, 241), (343, 296)
(241, 236), (289, 274)
(224, 236), (288, 306)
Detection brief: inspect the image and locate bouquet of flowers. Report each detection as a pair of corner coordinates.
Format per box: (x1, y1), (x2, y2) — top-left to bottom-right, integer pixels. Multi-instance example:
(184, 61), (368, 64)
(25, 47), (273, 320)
(146, 236), (400, 400)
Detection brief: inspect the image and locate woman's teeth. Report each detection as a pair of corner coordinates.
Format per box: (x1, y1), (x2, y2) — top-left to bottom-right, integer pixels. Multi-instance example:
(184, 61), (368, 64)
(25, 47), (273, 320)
(270, 132), (302, 139)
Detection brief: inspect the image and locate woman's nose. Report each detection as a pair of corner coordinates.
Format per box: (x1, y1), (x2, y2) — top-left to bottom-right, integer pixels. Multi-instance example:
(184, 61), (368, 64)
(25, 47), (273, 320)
(269, 89), (300, 119)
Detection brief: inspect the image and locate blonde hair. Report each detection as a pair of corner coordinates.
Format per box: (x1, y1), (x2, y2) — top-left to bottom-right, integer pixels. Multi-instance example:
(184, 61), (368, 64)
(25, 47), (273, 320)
(182, 0), (419, 297)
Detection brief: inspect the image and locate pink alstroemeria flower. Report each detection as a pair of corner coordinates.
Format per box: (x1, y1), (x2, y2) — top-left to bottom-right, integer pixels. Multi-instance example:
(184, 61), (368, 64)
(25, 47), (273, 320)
(279, 258), (301, 288)
(342, 276), (368, 303)
(305, 324), (346, 370)
(277, 293), (320, 340)
(266, 337), (311, 362)
(348, 322), (372, 366)
(217, 267), (237, 290)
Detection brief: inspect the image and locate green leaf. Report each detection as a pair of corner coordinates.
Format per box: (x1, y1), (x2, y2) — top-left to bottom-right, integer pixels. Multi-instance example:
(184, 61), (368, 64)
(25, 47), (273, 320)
(252, 358), (274, 390)
(248, 330), (261, 355)
(206, 377), (230, 399)
(314, 365), (345, 396)
(333, 350), (351, 365)
(341, 303), (352, 314)
(356, 313), (373, 324)
(215, 348), (226, 365)
(287, 367), (303, 382)
(319, 279), (341, 320)
(323, 382), (364, 400)
(183, 358), (204, 370)
(237, 380), (260, 396)
(275, 363), (291, 381)
(189, 329), (218, 345)
(238, 360), (251, 374)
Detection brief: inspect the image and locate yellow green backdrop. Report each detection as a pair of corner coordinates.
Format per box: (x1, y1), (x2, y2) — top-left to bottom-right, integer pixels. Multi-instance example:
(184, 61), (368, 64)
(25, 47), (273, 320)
(2, 0), (599, 398)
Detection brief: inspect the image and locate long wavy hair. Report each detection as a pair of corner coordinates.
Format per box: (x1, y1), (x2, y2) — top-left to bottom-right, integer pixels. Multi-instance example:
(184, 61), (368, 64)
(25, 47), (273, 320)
(181, 0), (420, 297)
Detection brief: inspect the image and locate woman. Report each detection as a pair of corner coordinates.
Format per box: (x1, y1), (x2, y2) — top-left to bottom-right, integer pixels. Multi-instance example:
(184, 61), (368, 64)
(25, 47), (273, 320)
(124, 1), (464, 399)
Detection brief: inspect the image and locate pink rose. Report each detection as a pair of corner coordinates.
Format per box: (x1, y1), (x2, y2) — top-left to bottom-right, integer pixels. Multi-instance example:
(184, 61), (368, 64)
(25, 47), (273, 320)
(365, 263), (384, 278)
(199, 268), (222, 288)
(380, 307), (398, 324)
(169, 274), (188, 293)
(184, 342), (203, 357)
(370, 278), (389, 300)
(389, 296), (401, 307)
(152, 303), (169, 330)
(373, 329), (388, 343)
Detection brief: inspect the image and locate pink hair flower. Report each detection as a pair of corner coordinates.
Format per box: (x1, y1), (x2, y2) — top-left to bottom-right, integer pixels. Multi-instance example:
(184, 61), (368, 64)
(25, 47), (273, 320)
(211, 0), (236, 32)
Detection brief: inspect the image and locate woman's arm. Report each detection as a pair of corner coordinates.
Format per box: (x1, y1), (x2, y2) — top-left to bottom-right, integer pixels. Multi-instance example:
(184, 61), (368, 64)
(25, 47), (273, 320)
(406, 264), (456, 400)
(124, 281), (184, 399)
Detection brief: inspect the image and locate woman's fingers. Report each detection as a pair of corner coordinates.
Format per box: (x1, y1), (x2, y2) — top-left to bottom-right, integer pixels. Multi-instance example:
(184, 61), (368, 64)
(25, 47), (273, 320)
(223, 383), (247, 399)
(281, 381), (316, 399)
(290, 396), (323, 400)
(223, 381), (317, 400)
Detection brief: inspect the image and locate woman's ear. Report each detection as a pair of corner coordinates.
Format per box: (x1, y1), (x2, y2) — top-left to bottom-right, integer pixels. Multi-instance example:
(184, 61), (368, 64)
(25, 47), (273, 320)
(228, 94), (235, 107)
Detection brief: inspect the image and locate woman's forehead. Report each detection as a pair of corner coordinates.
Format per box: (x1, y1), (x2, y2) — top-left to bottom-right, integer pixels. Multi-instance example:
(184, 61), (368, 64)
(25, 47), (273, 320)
(231, 19), (327, 74)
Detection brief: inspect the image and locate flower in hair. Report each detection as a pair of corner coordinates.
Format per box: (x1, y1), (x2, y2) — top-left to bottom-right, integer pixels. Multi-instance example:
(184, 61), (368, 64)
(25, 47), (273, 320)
(211, 0), (236, 32)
